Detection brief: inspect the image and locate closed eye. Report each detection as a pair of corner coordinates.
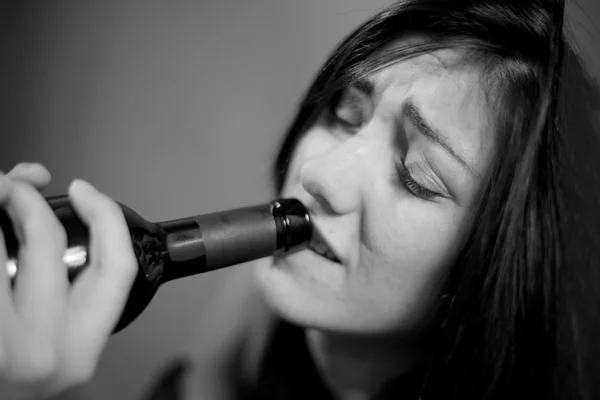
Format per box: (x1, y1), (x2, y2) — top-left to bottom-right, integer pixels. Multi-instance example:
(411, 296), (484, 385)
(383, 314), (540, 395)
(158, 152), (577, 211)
(396, 160), (441, 201)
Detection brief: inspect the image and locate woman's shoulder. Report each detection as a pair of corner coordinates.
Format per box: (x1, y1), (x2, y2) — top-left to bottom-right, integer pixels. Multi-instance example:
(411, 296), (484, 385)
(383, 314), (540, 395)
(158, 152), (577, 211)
(144, 264), (276, 400)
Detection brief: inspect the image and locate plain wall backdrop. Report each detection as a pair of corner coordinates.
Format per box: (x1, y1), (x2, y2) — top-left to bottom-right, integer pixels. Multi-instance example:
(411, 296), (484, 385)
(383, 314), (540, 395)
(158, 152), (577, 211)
(0, 1), (598, 399)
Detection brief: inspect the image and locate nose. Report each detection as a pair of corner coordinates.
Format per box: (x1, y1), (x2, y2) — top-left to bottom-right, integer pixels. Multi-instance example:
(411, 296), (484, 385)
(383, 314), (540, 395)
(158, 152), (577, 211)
(299, 135), (375, 215)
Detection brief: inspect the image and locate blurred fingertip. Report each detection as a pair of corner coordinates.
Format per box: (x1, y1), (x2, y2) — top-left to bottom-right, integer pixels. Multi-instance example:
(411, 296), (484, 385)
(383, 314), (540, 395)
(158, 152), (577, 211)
(22, 161), (43, 169)
(69, 178), (96, 197)
(31, 162), (51, 176)
(16, 161), (44, 173)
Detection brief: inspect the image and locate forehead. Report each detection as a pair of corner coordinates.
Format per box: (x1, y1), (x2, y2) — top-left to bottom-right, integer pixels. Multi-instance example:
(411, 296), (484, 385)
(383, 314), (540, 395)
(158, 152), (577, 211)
(367, 35), (483, 106)
(363, 36), (496, 174)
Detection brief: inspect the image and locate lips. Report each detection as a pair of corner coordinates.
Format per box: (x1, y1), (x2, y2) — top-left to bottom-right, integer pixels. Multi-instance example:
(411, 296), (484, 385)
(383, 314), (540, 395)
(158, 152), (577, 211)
(308, 225), (341, 263)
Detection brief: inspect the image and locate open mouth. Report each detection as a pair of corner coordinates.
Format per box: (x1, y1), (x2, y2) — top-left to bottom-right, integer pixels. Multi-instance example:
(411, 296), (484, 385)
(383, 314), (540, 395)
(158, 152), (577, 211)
(308, 227), (341, 263)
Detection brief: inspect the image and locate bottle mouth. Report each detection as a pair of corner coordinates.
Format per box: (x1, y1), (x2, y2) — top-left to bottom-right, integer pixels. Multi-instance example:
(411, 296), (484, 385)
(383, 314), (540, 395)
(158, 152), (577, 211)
(271, 199), (312, 252)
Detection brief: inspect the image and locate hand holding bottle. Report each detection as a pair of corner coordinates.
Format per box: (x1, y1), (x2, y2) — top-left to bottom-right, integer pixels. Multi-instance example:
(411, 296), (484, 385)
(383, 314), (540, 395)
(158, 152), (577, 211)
(0, 163), (138, 399)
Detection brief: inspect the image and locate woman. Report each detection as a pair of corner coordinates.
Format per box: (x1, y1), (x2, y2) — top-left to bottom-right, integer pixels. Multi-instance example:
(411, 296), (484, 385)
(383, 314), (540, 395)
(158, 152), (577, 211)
(2, 0), (600, 399)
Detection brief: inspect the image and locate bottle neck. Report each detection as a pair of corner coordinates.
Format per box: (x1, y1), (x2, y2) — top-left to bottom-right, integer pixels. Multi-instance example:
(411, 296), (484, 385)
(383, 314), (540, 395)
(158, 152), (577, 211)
(157, 202), (281, 283)
(157, 200), (311, 284)
(158, 217), (207, 283)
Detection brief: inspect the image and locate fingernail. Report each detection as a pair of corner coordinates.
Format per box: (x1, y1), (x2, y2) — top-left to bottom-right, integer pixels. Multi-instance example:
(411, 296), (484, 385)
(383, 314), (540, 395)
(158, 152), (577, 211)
(69, 179), (95, 196)
(22, 162), (41, 171)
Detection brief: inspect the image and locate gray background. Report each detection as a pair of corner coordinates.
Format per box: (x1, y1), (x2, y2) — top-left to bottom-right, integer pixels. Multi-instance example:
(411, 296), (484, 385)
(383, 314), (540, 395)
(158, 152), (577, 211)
(0, 1), (597, 399)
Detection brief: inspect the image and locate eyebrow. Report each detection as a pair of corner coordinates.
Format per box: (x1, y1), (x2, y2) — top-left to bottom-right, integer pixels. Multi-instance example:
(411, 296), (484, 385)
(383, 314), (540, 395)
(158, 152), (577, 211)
(401, 98), (478, 178)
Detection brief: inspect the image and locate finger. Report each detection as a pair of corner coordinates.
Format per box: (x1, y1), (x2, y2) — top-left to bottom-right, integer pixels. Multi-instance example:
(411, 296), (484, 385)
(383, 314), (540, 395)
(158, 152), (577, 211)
(5, 181), (69, 336)
(0, 172), (15, 202)
(0, 226), (16, 324)
(65, 180), (137, 351)
(6, 163), (52, 191)
(0, 174), (16, 321)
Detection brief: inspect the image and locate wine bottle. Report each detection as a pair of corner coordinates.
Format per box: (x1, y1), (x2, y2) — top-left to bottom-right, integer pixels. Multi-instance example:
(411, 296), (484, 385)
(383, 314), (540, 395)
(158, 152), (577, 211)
(0, 195), (311, 333)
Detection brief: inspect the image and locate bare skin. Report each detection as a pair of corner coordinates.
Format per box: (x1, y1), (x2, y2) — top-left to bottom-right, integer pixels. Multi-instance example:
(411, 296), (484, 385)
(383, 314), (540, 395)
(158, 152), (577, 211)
(0, 163), (138, 400)
(255, 36), (495, 399)
(0, 36), (496, 400)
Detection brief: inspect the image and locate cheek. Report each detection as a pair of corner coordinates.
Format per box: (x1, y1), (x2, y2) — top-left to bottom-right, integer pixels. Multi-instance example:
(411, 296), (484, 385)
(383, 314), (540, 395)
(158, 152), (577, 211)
(342, 204), (467, 332)
(361, 202), (466, 300)
(369, 196), (466, 257)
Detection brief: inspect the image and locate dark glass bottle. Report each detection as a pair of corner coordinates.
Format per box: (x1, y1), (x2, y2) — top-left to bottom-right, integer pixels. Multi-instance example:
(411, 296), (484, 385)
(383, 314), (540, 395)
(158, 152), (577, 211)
(0, 195), (311, 333)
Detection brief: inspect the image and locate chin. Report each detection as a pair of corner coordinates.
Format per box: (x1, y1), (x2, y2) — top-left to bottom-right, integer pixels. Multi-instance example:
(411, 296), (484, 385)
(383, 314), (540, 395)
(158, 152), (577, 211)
(253, 253), (430, 336)
(253, 253), (342, 330)
(254, 252), (367, 331)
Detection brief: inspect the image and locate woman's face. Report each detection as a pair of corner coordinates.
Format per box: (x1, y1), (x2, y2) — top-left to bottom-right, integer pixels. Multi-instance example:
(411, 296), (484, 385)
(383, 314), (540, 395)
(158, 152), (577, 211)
(255, 37), (496, 337)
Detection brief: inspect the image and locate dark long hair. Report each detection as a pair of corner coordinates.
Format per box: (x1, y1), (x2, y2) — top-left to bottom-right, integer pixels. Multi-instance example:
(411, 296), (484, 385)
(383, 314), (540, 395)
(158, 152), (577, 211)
(271, 1), (600, 399)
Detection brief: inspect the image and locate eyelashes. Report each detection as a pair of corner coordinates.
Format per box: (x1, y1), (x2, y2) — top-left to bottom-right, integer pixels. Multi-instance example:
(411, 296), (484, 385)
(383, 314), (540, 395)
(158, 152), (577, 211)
(396, 160), (440, 200)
